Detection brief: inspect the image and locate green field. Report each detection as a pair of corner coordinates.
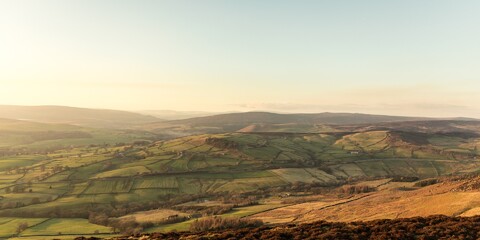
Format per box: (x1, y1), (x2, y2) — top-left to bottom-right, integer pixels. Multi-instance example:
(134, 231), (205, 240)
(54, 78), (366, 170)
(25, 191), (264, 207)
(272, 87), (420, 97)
(0, 117), (479, 237)
(146, 204), (285, 233)
(0, 131), (478, 219)
(0, 218), (48, 238)
(20, 218), (112, 236)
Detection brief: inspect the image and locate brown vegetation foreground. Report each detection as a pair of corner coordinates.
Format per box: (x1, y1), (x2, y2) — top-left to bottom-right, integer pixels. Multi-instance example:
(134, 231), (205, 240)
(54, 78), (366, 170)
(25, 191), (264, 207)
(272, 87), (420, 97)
(77, 215), (480, 240)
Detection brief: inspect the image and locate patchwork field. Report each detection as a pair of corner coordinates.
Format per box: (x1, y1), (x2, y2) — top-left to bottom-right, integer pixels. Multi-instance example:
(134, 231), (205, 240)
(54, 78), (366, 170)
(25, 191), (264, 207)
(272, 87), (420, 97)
(0, 118), (479, 237)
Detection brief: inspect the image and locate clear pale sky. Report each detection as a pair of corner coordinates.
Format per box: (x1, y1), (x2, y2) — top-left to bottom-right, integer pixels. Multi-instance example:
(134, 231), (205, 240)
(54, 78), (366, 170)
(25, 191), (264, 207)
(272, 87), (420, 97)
(1, 1), (479, 117)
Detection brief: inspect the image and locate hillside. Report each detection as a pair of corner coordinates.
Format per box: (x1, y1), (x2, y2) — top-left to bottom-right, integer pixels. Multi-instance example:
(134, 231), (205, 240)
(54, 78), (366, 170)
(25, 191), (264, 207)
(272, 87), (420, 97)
(0, 120), (480, 237)
(0, 118), (158, 152)
(0, 105), (160, 128)
(0, 129), (478, 217)
(333, 120), (480, 134)
(249, 174), (480, 224)
(171, 112), (427, 129)
(144, 112), (480, 136)
(142, 112), (433, 135)
(173, 112), (427, 125)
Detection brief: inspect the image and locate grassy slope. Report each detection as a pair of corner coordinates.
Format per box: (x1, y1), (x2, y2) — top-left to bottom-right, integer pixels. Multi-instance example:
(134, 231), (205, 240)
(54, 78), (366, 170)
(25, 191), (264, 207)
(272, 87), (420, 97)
(0, 126), (478, 236)
(250, 176), (480, 224)
(20, 218), (111, 236)
(0, 105), (159, 128)
(0, 131), (479, 216)
(146, 203), (285, 233)
(0, 118), (158, 150)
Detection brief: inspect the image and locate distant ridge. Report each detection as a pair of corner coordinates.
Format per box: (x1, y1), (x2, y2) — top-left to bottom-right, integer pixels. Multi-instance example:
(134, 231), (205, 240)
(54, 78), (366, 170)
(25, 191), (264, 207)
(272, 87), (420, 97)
(170, 111), (431, 126)
(141, 111), (479, 135)
(0, 105), (160, 128)
(136, 110), (220, 120)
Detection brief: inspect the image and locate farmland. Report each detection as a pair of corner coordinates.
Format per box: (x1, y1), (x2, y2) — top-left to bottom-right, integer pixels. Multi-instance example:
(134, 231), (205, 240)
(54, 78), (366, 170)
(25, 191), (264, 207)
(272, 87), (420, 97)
(0, 115), (480, 237)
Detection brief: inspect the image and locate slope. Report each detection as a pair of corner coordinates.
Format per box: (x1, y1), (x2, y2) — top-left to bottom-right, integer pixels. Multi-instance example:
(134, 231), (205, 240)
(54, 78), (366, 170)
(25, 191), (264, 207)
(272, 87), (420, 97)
(143, 112), (431, 135)
(0, 105), (160, 128)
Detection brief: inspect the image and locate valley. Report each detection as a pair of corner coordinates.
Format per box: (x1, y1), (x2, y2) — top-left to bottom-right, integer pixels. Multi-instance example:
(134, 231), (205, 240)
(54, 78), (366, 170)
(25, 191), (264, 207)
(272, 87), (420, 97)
(0, 108), (479, 238)
(4, 1), (479, 238)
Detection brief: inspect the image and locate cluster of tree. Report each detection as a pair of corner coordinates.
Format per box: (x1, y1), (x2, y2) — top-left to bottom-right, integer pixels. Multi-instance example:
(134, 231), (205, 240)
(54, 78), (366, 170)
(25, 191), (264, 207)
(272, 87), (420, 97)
(5, 166), (30, 175)
(51, 165), (67, 173)
(173, 205), (233, 216)
(189, 216), (263, 232)
(4, 182), (36, 194)
(156, 215), (188, 225)
(132, 140), (152, 146)
(413, 178), (439, 187)
(391, 176), (419, 182)
(205, 137), (239, 150)
(220, 195), (258, 207)
(15, 222), (28, 235)
(155, 193), (223, 209)
(338, 184), (376, 194)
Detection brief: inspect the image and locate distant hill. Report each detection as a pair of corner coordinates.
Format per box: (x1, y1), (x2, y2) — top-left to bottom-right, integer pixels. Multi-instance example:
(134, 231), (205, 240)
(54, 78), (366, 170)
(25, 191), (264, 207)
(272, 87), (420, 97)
(0, 105), (160, 128)
(141, 112), (428, 134)
(334, 120), (480, 134)
(0, 118), (158, 150)
(171, 112), (429, 126)
(142, 111), (480, 136)
(136, 110), (221, 120)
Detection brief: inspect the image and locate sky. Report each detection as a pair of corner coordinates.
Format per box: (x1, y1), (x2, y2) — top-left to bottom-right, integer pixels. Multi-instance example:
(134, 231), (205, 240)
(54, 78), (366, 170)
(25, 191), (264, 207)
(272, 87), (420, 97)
(1, 0), (479, 117)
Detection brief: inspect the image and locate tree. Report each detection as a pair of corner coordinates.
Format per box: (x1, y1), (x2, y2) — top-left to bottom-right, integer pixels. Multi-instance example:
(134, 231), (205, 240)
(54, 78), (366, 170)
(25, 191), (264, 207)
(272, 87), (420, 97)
(16, 222), (28, 234)
(89, 212), (109, 225)
(5, 187), (11, 194)
(12, 185), (25, 193)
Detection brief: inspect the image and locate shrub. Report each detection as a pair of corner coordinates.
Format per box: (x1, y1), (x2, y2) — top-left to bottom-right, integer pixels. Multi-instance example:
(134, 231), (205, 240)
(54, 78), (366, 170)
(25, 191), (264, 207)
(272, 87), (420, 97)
(16, 222), (28, 234)
(189, 216), (263, 232)
(339, 185), (376, 194)
(413, 178), (438, 187)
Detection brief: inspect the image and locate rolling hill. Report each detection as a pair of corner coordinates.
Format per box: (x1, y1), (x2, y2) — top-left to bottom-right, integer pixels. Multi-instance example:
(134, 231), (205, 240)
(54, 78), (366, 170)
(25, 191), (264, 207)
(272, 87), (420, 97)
(141, 112), (433, 136)
(0, 118), (159, 152)
(248, 174), (480, 225)
(143, 111), (479, 137)
(0, 112), (479, 237)
(172, 112), (428, 126)
(1, 125), (479, 218)
(0, 105), (160, 128)
(136, 110), (221, 120)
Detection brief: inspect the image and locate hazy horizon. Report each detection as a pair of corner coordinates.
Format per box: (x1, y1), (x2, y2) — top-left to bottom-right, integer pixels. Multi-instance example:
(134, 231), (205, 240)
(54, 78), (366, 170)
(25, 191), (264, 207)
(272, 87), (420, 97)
(1, 104), (479, 120)
(2, 1), (480, 118)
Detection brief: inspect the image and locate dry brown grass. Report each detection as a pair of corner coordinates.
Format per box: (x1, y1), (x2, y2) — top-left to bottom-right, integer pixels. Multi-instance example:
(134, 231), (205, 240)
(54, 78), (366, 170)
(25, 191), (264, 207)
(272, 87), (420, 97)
(120, 209), (188, 223)
(250, 178), (480, 224)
